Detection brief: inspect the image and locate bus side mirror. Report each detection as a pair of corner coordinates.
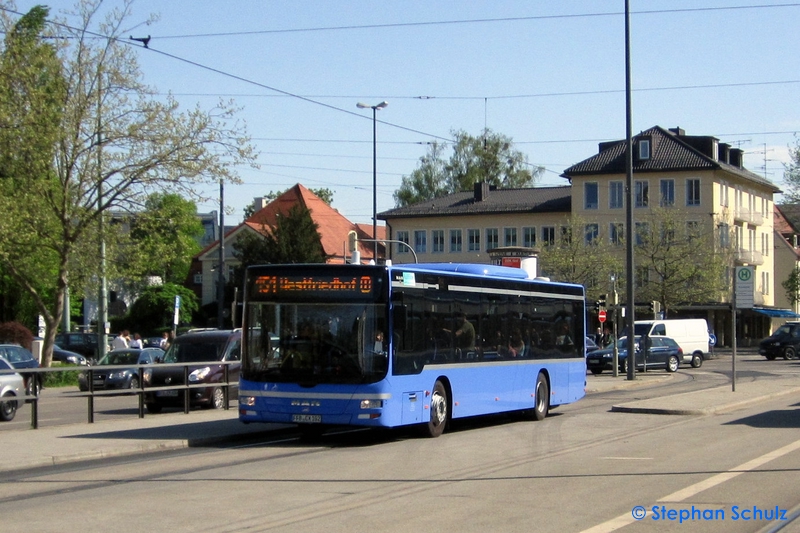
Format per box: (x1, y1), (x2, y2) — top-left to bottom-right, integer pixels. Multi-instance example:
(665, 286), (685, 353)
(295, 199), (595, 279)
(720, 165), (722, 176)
(392, 305), (407, 331)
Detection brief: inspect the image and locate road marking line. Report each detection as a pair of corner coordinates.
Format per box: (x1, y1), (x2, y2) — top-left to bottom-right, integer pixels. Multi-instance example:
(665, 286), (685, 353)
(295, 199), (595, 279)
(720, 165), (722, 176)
(579, 437), (800, 533)
(659, 438), (800, 502)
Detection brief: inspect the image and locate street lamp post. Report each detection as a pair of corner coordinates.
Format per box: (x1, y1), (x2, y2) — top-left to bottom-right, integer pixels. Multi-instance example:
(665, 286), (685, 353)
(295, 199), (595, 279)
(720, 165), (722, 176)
(357, 101), (388, 262)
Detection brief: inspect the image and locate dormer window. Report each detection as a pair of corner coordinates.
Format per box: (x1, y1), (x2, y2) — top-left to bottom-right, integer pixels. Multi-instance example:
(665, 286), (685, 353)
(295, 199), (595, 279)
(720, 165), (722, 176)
(637, 138), (651, 160)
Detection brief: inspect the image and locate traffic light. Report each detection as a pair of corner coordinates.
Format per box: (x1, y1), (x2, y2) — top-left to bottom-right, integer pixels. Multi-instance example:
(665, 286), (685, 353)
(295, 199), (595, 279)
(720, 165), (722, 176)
(598, 294), (607, 311)
(649, 300), (661, 315)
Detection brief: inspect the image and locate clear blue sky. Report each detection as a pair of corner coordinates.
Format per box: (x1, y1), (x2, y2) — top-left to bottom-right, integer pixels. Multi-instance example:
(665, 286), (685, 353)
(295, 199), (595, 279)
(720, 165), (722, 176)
(13, 0), (800, 224)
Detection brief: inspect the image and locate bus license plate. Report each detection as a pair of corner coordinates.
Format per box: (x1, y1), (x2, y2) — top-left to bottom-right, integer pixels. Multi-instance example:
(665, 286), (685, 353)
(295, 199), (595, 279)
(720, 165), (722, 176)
(292, 414), (321, 424)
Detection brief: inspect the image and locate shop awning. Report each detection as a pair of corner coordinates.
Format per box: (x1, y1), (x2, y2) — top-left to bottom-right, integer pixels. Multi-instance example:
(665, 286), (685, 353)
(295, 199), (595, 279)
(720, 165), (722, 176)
(752, 308), (800, 318)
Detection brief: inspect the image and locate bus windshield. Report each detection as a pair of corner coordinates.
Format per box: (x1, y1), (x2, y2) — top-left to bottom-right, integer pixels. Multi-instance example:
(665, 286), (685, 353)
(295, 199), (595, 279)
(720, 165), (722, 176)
(243, 302), (388, 385)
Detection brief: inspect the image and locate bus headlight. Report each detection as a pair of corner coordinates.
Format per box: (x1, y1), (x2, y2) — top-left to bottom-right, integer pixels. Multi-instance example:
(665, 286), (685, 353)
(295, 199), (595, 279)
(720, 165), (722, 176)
(240, 396), (255, 407)
(360, 399), (383, 409)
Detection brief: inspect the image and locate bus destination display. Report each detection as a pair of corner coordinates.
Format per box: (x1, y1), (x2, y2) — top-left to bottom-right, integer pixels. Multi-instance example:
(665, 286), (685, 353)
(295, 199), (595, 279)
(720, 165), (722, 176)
(253, 274), (374, 297)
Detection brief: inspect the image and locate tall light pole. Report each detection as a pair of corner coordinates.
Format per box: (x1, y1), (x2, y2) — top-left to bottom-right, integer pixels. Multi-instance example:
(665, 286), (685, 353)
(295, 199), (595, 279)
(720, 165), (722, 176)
(217, 179), (225, 329)
(357, 101), (388, 262)
(624, 0), (636, 380)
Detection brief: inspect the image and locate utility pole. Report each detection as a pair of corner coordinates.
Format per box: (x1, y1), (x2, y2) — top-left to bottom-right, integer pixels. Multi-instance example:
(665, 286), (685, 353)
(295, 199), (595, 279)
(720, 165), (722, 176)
(217, 179), (225, 329)
(97, 66), (108, 361)
(624, 0), (636, 381)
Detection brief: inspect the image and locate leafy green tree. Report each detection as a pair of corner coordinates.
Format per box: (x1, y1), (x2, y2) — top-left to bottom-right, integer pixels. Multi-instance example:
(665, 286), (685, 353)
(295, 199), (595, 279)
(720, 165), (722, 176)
(0, 3), (256, 366)
(127, 193), (204, 284)
(394, 129), (543, 207)
(538, 215), (622, 300)
(782, 266), (800, 307)
(632, 208), (732, 316)
(783, 135), (800, 202)
(232, 204), (327, 286)
(126, 283), (198, 333)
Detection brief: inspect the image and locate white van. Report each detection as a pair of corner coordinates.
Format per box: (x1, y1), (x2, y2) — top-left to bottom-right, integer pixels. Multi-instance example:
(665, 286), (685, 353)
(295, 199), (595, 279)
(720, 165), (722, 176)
(634, 319), (710, 368)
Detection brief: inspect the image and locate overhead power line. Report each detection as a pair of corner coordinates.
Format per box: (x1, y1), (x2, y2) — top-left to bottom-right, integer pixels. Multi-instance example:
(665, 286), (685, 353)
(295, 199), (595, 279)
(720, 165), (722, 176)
(152, 3), (800, 39)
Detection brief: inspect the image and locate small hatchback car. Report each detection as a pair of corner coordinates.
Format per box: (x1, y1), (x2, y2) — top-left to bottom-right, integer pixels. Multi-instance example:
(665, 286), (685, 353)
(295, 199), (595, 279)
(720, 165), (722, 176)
(758, 322), (800, 360)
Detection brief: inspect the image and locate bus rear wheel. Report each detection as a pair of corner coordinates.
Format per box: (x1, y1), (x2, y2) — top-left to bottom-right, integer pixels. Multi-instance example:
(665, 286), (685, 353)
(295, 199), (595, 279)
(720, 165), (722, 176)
(424, 380), (448, 438)
(533, 372), (549, 421)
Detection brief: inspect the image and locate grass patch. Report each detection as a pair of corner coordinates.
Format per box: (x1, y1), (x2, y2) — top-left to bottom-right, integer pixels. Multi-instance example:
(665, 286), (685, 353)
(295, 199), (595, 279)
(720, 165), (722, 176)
(44, 365), (81, 388)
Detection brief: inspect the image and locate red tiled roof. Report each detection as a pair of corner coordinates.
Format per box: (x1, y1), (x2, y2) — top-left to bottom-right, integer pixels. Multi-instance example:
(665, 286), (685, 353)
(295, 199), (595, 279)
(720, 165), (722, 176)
(210, 184), (383, 261)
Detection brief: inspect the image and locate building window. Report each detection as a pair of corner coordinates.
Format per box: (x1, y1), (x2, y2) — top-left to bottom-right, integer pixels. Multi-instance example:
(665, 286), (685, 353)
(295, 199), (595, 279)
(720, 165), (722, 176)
(485, 228), (499, 252)
(541, 226), (556, 246)
(610, 223), (624, 245)
(414, 230), (427, 254)
(635, 222), (650, 246)
(504, 227), (517, 247)
(585, 182), (599, 209)
(193, 273), (202, 285)
(686, 179), (701, 206)
(686, 221), (700, 241)
(450, 229), (462, 253)
(762, 271), (770, 295)
(638, 139), (651, 160)
(761, 232), (769, 257)
(432, 230), (444, 253)
(718, 223), (729, 249)
(610, 181), (624, 209)
(467, 229), (480, 252)
(396, 231), (409, 254)
(560, 226), (572, 244)
(636, 265), (650, 288)
(720, 183), (729, 207)
(585, 224), (599, 244)
(660, 179), (674, 207)
(635, 180), (649, 208)
(523, 226), (536, 248)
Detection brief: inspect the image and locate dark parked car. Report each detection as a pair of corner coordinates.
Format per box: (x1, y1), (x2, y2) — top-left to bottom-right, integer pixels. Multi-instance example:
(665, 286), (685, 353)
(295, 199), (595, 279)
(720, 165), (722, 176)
(53, 345), (89, 366)
(54, 333), (100, 360)
(143, 329), (241, 413)
(758, 322), (800, 360)
(0, 344), (41, 397)
(0, 356), (24, 422)
(586, 336), (683, 375)
(78, 348), (164, 391)
(585, 336), (600, 354)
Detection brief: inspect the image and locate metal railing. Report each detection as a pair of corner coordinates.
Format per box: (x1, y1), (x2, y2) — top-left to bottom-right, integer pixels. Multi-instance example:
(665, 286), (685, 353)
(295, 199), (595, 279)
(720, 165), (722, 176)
(0, 361), (239, 430)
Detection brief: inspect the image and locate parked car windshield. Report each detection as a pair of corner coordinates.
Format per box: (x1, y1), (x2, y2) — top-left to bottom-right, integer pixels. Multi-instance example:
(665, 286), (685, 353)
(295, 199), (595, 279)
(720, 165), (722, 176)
(99, 352), (140, 365)
(2, 347), (34, 364)
(163, 339), (228, 363)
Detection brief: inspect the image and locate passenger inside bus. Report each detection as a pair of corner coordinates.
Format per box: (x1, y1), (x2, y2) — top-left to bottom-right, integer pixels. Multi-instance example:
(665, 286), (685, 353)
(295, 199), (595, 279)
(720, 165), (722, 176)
(508, 328), (525, 357)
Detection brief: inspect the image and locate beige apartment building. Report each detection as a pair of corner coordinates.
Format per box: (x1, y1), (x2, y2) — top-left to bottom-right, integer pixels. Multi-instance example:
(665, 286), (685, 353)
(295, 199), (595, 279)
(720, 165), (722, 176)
(380, 126), (785, 346)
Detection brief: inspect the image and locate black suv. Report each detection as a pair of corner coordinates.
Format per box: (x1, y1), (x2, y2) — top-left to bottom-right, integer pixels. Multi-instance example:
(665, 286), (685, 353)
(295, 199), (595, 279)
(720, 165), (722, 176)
(758, 322), (800, 360)
(143, 329), (241, 413)
(54, 332), (100, 360)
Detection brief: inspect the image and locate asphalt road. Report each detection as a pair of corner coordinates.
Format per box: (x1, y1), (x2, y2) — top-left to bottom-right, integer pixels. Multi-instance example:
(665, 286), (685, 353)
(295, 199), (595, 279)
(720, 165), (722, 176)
(0, 352), (798, 532)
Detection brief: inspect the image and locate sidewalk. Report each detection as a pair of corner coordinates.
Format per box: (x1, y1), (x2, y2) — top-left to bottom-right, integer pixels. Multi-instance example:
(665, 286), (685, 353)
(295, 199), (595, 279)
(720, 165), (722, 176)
(2, 372), (798, 474)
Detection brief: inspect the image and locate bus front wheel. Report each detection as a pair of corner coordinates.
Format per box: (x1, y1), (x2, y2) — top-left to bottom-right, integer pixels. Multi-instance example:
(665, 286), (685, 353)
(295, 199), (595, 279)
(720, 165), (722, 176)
(425, 380), (448, 438)
(533, 372), (549, 421)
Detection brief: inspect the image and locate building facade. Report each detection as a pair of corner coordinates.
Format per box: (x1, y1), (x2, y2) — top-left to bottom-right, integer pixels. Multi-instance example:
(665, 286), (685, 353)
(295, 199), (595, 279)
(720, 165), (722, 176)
(380, 126), (784, 346)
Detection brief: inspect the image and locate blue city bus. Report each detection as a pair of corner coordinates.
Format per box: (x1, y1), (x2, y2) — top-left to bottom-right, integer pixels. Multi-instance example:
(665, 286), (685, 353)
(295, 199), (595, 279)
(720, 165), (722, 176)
(238, 263), (586, 437)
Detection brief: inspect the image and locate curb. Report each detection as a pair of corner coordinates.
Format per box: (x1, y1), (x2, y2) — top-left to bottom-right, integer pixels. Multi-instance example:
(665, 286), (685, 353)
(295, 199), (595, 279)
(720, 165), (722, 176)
(610, 382), (800, 416)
